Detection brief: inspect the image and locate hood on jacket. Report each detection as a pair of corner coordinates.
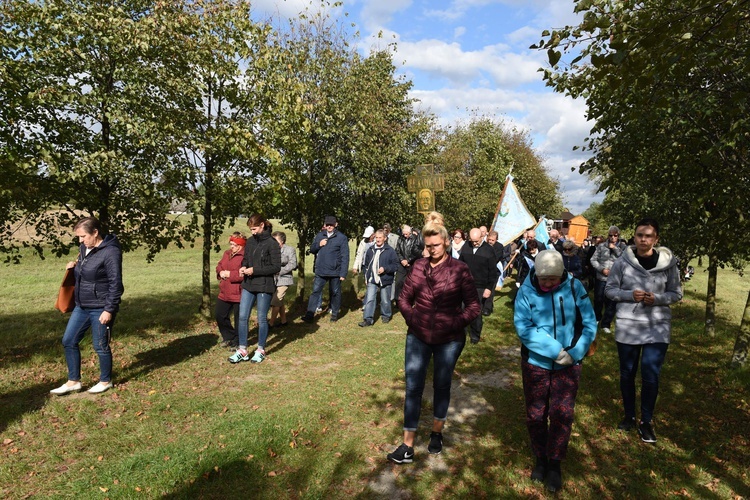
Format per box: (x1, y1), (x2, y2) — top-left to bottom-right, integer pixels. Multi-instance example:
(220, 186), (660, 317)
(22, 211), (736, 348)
(622, 245), (677, 273)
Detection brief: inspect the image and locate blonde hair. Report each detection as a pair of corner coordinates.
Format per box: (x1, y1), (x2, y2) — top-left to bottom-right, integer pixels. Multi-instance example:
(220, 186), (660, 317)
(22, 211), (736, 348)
(424, 211), (444, 226)
(422, 222), (450, 247)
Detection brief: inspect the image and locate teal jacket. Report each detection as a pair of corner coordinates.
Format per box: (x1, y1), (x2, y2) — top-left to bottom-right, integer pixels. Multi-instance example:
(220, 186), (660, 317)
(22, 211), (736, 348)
(514, 270), (597, 370)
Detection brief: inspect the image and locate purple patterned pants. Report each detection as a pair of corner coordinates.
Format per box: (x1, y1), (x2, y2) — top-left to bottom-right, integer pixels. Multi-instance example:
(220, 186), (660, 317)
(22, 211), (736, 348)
(521, 360), (582, 461)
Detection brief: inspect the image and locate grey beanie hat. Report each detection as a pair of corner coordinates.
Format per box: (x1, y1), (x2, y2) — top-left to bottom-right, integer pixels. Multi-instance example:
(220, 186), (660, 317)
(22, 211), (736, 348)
(535, 250), (565, 278)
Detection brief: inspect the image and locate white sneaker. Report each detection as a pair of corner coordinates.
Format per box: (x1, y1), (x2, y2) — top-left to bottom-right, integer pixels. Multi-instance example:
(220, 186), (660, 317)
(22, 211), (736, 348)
(87, 382), (112, 394)
(602, 327), (612, 334)
(50, 382), (82, 395)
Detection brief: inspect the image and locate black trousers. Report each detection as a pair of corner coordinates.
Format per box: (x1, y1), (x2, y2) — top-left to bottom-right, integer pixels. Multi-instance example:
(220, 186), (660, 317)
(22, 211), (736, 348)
(215, 298), (240, 344)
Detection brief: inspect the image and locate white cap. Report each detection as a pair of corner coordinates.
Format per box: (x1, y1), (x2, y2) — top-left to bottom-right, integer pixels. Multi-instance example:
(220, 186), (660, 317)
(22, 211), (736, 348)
(363, 226), (374, 238)
(535, 250), (564, 278)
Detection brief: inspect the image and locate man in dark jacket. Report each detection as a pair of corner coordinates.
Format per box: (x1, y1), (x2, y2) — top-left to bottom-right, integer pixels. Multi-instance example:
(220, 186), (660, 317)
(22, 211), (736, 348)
(459, 228), (499, 343)
(482, 230), (505, 316)
(303, 215), (350, 323)
(359, 230), (399, 326)
(394, 224), (424, 301)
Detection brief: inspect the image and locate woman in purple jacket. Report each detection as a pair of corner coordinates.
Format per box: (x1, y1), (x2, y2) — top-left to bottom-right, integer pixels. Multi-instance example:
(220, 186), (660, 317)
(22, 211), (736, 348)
(387, 221), (481, 464)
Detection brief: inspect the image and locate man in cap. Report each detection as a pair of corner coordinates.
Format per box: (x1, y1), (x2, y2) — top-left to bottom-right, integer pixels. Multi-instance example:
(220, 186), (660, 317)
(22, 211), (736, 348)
(303, 216), (350, 323)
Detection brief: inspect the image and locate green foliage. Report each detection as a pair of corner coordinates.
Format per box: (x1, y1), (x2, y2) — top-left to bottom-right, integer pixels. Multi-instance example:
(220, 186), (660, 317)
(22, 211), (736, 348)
(261, 9), (426, 245)
(0, 0), (201, 261)
(433, 117), (563, 230)
(535, 0), (750, 271)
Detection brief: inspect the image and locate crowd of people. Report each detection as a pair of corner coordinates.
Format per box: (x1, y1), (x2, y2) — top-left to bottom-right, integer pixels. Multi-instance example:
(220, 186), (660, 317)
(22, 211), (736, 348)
(49, 213), (682, 494)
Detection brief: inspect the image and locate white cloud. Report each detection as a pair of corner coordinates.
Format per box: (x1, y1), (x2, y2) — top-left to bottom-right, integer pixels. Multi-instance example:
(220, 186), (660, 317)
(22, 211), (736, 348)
(391, 37), (543, 87)
(360, 0), (413, 30)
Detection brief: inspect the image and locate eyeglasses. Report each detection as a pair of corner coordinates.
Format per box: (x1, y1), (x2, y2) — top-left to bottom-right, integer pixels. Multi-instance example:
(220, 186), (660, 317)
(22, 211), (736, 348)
(609, 233), (619, 237)
(324, 223), (335, 227)
(453, 234), (461, 239)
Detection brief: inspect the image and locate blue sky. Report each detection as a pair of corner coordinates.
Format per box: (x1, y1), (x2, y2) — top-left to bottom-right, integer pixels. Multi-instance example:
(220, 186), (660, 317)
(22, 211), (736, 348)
(254, 0), (602, 215)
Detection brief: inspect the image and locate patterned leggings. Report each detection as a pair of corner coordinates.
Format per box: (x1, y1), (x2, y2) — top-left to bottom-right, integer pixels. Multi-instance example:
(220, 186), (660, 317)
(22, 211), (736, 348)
(521, 360), (582, 461)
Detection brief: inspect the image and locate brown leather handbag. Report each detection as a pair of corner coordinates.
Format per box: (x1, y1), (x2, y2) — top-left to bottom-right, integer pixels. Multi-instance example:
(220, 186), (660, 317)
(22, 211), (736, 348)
(54, 268), (76, 313)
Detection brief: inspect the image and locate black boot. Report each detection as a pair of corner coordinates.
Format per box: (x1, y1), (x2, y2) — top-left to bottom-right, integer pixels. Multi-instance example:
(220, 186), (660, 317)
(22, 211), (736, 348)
(546, 459), (562, 493)
(531, 456), (547, 482)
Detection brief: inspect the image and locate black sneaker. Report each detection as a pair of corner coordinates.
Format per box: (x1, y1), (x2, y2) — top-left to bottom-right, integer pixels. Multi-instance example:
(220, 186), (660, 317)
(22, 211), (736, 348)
(427, 432), (443, 455)
(531, 456), (547, 482)
(638, 421), (657, 443)
(618, 416), (636, 431)
(381, 317), (391, 324)
(386, 443), (414, 464)
(358, 320), (373, 327)
(329, 315), (338, 323)
(302, 313), (314, 324)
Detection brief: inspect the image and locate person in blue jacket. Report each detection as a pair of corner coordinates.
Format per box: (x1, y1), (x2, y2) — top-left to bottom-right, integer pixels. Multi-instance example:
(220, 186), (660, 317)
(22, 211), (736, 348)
(359, 229), (399, 326)
(514, 250), (597, 493)
(303, 215), (350, 323)
(51, 216), (124, 396)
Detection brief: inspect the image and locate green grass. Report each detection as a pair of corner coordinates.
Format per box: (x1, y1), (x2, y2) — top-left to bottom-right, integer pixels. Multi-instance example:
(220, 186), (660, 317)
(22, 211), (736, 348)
(1, 232), (749, 499)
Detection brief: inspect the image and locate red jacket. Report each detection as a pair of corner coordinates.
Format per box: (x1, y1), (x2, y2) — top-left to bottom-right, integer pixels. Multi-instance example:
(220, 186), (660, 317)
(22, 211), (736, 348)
(398, 256), (481, 344)
(216, 249), (244, 303)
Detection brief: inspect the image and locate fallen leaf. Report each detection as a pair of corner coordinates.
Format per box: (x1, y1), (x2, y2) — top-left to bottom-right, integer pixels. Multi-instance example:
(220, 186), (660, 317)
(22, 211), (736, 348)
(3, 439), (13, 446)
(268, 471), (277, 477)
(99, 487), (109, 492)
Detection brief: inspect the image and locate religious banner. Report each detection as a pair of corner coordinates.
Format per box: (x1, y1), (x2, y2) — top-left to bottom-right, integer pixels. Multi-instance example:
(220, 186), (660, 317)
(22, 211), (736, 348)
(534, 217), (551, 249)
(407, 164), (444, 214)
(491, 174), (536, 245)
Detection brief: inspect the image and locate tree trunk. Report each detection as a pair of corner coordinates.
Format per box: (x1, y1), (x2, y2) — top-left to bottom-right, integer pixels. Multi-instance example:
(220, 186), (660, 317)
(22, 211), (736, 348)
(296, 229), (307, 307)
(730, 291), (750, 368)
(200, 157), (214, 318)
(704, 256), (717, 337)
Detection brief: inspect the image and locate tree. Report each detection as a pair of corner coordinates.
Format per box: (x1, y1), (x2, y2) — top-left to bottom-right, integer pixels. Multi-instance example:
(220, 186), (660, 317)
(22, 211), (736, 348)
(261, 6), (425, 301)
(0, 0), (199, 261)
(536, 0), (750, 358)
(434, 117), (563, 231)
(171, 0), (275, 316)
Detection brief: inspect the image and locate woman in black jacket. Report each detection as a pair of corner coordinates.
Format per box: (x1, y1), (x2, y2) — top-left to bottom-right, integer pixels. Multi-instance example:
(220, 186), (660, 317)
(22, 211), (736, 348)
(228, 214), (281, 364)
(51, 216), (124, 395)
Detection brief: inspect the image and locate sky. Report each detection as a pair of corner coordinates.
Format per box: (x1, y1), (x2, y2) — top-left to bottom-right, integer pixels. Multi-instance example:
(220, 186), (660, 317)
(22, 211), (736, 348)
(252, 0), (603, 215)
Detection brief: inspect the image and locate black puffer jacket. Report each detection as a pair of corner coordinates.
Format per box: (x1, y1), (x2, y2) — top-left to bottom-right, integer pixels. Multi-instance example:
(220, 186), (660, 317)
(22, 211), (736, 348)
(241, 228), (281, 294)
(74, 234), (124, 313)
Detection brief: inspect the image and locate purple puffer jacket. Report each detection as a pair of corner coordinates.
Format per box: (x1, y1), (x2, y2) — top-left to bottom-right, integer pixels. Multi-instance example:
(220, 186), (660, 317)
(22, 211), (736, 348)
(398, 256), (481, 344)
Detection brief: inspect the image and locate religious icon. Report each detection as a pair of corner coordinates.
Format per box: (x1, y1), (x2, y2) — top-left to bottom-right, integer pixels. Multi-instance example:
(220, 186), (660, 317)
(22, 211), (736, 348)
(418, 189), (434, 212)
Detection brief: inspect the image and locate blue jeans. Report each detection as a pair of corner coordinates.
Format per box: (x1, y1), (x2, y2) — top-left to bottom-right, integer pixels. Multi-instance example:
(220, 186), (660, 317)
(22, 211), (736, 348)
(617, 342), (669, 424)
(403, 333), (465, 431)
(363, 283), (392, 323)
(307, 275), (342, 317)
(237, 289), (272, 350)
(61, 306), (114, 382)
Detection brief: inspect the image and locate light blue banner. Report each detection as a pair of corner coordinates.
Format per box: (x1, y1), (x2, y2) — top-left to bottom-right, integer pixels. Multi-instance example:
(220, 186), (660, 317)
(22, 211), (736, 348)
(491, 175), (536, 246)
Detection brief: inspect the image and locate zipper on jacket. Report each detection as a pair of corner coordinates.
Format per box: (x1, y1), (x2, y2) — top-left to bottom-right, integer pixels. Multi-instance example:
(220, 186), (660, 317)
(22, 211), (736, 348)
(550, 294), (557, 339)
(559, 296), (566, 326)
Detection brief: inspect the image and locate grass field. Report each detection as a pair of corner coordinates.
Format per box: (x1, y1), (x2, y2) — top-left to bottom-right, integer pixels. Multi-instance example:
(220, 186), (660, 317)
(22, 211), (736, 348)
(1, 227), (749, 499)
